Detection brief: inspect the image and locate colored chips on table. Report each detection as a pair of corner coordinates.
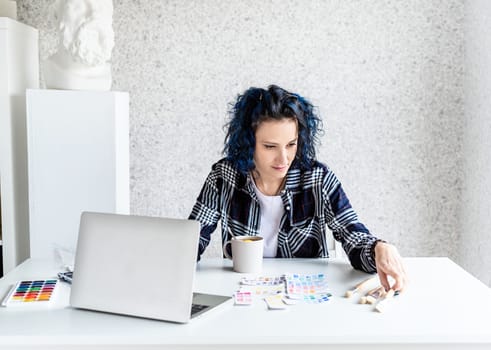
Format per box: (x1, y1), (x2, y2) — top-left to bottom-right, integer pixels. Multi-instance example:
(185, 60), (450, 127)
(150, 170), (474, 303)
(284, 273), (331, 304)
(2, 280), (58, 306)
(236, 273), (332, 306)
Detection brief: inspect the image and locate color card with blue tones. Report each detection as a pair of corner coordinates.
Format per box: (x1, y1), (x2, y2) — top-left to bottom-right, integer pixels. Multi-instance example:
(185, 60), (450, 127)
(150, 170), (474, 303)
(284, 273), (331, 303)
(1, 279), (58, 306)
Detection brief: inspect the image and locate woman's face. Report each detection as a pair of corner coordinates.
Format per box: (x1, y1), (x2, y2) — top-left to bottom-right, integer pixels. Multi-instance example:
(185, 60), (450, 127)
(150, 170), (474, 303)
(253, 118), (298, 182)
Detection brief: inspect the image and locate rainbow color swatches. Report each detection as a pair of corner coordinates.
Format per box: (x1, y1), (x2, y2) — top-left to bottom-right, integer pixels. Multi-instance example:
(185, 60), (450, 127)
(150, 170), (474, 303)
(2, 280), (58, 306)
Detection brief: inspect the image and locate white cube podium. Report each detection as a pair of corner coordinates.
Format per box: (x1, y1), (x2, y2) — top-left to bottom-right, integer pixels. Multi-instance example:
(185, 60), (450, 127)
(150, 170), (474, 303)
(0, 18), (39, 273)
(26, 89), (130, 261)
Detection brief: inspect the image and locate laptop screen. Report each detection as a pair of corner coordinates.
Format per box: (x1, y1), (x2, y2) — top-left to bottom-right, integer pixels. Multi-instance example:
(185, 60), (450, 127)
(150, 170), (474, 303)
(70, 212), (201, 323)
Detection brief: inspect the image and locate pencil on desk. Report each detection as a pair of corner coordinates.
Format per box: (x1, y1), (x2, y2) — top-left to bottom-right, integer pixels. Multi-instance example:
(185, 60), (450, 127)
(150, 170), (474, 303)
(345, 276), (377, 298)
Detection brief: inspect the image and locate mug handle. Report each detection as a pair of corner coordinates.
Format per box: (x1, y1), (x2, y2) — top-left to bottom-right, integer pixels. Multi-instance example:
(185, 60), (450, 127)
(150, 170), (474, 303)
(223, 240), (232, 260)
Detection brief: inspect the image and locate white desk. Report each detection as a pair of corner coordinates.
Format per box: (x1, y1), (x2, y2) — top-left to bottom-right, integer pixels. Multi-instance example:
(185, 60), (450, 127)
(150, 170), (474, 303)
(0, 257), (490, 349)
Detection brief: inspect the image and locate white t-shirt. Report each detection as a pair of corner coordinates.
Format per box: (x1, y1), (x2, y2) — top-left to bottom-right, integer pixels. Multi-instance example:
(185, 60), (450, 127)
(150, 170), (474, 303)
(251, 180), (285, 258)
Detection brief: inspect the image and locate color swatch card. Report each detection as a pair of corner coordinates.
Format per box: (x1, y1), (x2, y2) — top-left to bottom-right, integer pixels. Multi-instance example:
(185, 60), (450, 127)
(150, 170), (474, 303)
(264, 294), (287, 310)
(284, 273), (331, 303)
(240, 276), (284, 286)
(1, 280), (58, 307)
(239, 284), (285, 296)
(233, 291), (253, 305)
(239, 275), (286, 295)
(233, 273), (332, 308)
(300, 293), (332, 304)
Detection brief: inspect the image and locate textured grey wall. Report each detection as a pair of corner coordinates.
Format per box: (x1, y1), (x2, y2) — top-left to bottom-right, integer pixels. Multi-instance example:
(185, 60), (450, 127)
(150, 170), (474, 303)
(17, 1), (470, 273)
(461, 1), (491, 287)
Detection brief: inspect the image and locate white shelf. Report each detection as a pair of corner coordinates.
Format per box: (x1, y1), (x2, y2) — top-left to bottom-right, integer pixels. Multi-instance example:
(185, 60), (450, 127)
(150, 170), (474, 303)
(0, 18), (39, 273)
(26, 89), (130, 261)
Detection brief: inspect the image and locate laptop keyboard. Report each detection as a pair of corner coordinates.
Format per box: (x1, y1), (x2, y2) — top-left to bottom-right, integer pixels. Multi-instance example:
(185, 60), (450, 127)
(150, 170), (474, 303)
(191, 303), (209, 316)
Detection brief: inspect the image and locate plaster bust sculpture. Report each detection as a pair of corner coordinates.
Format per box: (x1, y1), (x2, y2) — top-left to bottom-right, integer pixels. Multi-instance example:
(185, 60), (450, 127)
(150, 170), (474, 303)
(44, 0), (115, 91)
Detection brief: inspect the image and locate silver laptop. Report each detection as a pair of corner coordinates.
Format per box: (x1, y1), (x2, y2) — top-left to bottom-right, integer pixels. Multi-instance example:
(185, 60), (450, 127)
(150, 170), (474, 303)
(70, 212), (231, 323)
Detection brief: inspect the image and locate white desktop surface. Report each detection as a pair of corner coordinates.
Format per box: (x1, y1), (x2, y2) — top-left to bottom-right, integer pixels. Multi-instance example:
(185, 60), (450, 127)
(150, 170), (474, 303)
(0, 257), (490, 349)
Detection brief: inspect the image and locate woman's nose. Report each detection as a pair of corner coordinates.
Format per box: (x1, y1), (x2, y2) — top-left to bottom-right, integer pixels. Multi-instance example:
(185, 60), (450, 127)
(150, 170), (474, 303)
(277, 148), (288, 163)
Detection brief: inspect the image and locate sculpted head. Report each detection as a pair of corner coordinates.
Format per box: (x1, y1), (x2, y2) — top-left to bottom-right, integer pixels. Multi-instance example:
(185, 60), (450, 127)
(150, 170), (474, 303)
(54, 0), (115, 66)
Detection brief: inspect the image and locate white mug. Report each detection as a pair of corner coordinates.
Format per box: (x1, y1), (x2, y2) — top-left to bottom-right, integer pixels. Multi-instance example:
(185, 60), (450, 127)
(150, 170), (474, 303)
(223, 236), (263, 273)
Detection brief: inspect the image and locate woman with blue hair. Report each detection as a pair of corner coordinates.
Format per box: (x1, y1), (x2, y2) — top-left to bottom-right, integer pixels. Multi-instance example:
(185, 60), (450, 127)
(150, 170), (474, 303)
(189, 85), (406, 292)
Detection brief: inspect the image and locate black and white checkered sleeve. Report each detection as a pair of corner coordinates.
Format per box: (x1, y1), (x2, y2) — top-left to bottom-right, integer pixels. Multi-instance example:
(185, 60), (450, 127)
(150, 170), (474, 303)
(322, 169), (378, 273)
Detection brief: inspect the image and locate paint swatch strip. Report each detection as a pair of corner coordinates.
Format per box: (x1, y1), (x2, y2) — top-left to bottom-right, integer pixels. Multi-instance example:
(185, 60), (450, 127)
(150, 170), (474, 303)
(1, 280), (58, 306)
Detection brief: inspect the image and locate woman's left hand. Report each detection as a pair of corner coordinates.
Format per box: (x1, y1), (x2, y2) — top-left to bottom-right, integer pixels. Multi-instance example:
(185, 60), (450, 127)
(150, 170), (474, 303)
(374, 242), (407, 293)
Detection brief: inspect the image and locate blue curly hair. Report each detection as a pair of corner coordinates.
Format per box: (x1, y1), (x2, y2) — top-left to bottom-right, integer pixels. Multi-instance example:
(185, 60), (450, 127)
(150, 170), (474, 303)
(224, 85), (323, 174)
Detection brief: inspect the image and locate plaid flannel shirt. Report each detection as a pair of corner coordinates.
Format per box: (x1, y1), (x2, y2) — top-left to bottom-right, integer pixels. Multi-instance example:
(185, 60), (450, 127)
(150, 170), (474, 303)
(189, 158), (379, 273)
